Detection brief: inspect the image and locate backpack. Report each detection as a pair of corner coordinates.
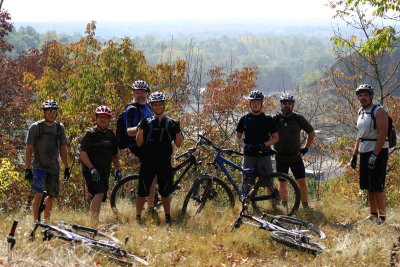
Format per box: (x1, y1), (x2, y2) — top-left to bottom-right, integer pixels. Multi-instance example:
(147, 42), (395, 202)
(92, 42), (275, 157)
(35, 120), (62, 167)
(358, 104), (397, 148)
(36, 120), (62, 146)
(116, 103), (140, 149)
(143, 116), (172, 146)
(273, 113), (303, 129)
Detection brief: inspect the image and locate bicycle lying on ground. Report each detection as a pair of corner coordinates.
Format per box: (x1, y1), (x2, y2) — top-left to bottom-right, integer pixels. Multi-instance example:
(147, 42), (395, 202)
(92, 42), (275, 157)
(182, 134), (301, 217)
(29, 220), (148, 265)
(27, 192), (148, 265)
(232, 189), (326, 255)
(110, 138), (210, 218)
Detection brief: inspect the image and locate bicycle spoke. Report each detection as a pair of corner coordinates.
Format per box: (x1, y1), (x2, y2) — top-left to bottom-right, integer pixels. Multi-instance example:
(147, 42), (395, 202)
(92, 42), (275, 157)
(110, 175), (140, 218)
(182, 174), (234, 217)
(252, 172), (300, 216)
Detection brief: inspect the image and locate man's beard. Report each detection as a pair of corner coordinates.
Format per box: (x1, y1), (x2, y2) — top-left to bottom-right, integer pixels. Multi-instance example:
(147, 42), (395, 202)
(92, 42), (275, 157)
(281, 108), (293, 116)
(250, 107), (262, 114)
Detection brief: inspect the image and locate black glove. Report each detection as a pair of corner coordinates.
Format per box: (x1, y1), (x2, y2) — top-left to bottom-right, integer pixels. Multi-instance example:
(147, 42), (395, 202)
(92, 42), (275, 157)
(64, 167), (70, 181)
(368, 153), (378, 170)
(90, 168), (101, 182)
(350, 154), (357, 169)
(168, 120), (181, 135)
(137, 117), (150, 130)
(115, 170), (122, 182)
(299, 147), (309, 155)
(25, 169), (33, 182)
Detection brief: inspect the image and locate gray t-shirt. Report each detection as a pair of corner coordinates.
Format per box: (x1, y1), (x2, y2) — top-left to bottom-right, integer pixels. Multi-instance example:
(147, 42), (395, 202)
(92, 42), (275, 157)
(26, 120), (68, 174)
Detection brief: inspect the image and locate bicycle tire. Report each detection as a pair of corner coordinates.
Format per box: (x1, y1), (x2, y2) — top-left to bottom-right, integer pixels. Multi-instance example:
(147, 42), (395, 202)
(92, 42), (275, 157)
(57, 221), (121, 245)
(268, 215), (326, 239)
(270, 231), (324, 255)
(87, 244), (149, 266)
(110, 175), (140, 216)
(252, 172), (300, 216)
(182, 174), (235, 217)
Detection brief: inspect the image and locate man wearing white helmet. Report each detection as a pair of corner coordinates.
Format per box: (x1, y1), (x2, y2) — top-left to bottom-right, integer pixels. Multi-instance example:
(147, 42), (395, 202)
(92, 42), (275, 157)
(25, 100), (69, 222)
(136, 92), (183, 224)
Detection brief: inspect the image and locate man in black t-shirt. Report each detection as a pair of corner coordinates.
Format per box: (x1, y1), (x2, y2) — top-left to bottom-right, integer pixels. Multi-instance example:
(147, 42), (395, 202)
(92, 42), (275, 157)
(235, 90), (279, 187)
(273, 93), (315, 210)
(80, 106), (122, 221)
(136, 92), (183, 224)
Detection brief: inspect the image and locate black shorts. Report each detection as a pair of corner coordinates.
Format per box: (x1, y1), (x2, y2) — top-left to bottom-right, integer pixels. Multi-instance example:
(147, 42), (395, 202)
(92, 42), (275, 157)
(138, 163), (173, 198)
(83, 171), (109, 202)
(276, 159), (306, 180)
(359, 149), (388, 192)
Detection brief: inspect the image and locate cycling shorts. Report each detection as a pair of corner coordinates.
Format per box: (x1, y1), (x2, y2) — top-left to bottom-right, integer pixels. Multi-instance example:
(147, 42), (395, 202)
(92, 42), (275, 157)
(242, 155), (273, 185)
(138, 163), (173, 198)
(276, 159), (306, 180)
(359, 149), (388, 192)
(83, 171), (109, 202)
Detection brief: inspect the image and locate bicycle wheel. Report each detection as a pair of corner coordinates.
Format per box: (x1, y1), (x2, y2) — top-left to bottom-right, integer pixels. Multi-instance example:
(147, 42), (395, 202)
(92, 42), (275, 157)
(87, 244), (149, 266)
(110, 175), (140, 216)
(267, 215), (326, 239)
(57, 221), (121, 245)
(182, 174), (235, 217)
(251, 172), (300, 216)
(270, 231), (324, 255)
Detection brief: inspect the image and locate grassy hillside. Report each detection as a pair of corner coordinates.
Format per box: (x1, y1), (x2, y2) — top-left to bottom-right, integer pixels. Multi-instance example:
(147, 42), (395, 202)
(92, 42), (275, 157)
(1, 187), (399, 266)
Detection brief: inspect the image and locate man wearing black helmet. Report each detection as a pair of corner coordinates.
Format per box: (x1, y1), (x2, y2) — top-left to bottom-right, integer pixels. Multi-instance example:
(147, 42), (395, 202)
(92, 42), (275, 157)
(273, 93), (315, 211)
(350, 84), (389, 224)
(136, 92), (183, 224)
(25, 100), (69, 222)
(235, 90), (279, 191)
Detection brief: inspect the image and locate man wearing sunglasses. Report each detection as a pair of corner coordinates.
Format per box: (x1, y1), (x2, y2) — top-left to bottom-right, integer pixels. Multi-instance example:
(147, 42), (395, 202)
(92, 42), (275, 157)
(273, 93), (315, 211)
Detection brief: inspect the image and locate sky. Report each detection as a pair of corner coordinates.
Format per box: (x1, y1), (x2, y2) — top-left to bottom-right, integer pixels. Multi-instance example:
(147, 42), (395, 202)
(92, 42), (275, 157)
(4, 0), (334, 23)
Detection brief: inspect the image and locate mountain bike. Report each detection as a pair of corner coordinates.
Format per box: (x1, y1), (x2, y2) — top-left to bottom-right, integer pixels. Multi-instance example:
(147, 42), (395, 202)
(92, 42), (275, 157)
(232, 189), (326, 255)
(182, 134), (301, 216)
(31, 220), (148, 265)
(110, 138), (220, 217)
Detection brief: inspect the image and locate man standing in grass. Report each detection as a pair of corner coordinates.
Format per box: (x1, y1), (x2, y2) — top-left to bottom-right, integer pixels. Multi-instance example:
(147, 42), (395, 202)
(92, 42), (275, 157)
(135, 92), (183, 224)
(80, 106), (122, 221)
(25, 100), (69, 222)
(350, 84), (389, 224)
(273, 93), (315, 211)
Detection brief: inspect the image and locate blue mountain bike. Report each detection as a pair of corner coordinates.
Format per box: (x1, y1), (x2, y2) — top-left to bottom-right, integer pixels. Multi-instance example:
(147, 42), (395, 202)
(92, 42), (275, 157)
(182, 134), (301, 216)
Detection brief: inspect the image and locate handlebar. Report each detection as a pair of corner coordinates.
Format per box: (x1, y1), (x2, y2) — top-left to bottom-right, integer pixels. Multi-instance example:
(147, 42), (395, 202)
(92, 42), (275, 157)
(174, 137), (204, 161)
(198, 134), (243, 156)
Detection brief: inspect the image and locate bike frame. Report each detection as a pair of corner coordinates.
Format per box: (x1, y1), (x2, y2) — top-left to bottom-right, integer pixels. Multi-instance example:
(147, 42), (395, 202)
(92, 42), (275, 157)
(212, 153), (254, 199)
(171, 151), (200, 192)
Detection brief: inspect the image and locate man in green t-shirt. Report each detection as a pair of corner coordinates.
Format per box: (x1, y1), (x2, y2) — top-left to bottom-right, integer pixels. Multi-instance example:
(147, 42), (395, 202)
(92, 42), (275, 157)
(273, 93), (315, 210)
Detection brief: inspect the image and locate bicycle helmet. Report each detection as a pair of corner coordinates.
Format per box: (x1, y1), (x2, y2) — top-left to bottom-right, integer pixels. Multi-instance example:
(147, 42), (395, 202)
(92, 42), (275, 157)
(247, 90), (264, 100)
(355, 84), (374, 95)
(131, 80), (150, 92)
(42, 99), (59, 110)
(279, 93), (295, 103)
(95, 105), (112, 117)
(149, 91), (166, 103)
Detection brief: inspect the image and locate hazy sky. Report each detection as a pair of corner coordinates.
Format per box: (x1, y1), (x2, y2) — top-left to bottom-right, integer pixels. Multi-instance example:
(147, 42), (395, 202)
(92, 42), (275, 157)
(4, 0), (334, 22)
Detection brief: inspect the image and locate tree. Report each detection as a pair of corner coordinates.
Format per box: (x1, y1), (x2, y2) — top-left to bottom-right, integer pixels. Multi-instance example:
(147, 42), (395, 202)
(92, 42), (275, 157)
(329, 0), (400, 103)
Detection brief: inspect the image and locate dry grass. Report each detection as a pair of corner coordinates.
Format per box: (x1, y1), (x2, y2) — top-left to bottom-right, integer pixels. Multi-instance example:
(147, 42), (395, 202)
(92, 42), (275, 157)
(1, 196), (400, 266)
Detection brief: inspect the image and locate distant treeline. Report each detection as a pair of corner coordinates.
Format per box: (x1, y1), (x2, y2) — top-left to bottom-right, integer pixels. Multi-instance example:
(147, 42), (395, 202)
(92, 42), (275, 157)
(6, 25), (334, 92)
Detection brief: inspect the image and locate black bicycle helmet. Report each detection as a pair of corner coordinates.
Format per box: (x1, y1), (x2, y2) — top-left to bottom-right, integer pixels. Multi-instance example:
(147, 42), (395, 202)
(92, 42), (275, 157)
(279, 93), (295, 103)
(42, 99), (59, 110)
(247, 90), (264, 100)
(149, 91), (166, 103)
(355, 84), (374, 95)
(131, 80), (150, 92)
